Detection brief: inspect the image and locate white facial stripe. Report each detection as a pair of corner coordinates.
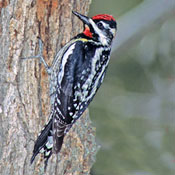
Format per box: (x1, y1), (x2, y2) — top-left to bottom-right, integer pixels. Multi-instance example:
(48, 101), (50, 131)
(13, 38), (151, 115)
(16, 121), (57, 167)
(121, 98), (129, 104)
(89, 19), (108, 46)
(100, 21), (115, 40)
(101, 21), (109, 28)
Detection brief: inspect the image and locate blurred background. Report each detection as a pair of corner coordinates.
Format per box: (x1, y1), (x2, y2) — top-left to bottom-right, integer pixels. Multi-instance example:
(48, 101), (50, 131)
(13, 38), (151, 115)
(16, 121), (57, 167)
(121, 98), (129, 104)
(88, 0), (175, 175)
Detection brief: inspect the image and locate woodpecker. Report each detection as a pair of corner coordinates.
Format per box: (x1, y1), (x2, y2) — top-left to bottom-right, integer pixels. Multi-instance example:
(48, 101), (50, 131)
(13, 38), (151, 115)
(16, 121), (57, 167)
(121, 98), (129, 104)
(28, 11), (117, 169)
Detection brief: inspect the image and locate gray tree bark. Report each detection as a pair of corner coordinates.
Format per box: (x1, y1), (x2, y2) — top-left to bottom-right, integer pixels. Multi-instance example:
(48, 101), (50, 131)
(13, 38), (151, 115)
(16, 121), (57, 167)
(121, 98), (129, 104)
(0, 0), (99, 174)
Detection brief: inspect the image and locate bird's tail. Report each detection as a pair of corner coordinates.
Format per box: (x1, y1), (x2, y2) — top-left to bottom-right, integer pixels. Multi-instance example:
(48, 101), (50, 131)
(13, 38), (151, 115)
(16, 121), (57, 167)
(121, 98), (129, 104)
(52, 116), (67, 154)
(30, 112), (67, 170)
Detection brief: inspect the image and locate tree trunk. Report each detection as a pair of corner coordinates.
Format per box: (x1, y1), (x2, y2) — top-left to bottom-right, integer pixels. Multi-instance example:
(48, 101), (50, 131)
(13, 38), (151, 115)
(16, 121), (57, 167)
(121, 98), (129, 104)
(0, 0), (99, 174)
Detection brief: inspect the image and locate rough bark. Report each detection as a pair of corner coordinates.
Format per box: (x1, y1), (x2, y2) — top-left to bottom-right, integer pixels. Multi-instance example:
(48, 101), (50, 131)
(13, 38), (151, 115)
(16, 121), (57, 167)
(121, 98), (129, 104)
(0, 0), (99, 174)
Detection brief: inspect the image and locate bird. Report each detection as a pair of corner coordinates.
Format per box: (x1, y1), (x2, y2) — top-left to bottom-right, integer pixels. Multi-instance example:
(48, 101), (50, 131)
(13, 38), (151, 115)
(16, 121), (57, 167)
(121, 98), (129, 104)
(28, 11), (117, 170)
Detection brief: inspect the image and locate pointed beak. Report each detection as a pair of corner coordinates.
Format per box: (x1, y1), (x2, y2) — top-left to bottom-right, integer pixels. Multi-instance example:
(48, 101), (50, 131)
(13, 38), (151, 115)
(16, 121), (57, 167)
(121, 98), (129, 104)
(72, 11), (90, 26)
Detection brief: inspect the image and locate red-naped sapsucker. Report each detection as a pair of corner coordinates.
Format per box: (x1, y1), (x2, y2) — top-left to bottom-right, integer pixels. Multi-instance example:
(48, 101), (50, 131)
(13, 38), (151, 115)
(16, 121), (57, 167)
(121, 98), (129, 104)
(26, 11), (117, 169)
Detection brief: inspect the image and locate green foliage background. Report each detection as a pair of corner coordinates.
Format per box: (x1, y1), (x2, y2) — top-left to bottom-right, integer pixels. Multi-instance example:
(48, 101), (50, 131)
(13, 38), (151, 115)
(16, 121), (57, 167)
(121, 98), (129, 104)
(89, 1), (175, 175)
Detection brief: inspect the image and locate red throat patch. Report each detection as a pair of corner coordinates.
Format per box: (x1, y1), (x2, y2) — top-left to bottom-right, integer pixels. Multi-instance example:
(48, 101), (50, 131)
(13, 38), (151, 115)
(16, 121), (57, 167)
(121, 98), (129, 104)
(83, 27), (92, 38)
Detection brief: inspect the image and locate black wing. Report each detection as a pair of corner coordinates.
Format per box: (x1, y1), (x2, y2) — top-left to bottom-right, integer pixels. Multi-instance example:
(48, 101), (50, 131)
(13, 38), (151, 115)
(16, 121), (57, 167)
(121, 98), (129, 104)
(52, 40), (89, 152)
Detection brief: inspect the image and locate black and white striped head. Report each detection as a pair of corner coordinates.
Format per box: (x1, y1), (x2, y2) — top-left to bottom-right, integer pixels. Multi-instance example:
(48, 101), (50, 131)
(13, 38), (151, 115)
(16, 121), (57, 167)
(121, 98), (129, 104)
(73, 11), (117, 46)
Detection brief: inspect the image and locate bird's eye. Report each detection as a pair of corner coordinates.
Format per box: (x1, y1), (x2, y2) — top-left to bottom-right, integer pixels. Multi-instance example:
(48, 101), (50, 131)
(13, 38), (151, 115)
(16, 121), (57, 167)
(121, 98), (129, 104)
(97, 22), (104, 30)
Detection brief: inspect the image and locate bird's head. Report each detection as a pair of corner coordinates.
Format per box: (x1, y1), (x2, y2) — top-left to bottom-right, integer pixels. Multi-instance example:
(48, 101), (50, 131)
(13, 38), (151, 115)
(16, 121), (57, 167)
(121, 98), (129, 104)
(72, 11), (117, 46)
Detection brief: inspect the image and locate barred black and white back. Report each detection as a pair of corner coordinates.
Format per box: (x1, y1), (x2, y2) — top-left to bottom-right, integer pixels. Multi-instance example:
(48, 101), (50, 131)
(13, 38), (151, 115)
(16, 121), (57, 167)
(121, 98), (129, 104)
(30, 11), (117, 170)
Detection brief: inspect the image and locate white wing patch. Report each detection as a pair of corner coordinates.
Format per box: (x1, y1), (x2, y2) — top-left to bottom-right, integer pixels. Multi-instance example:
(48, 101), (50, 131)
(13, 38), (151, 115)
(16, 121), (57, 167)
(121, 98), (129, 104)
(58, 43), (76, 85)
